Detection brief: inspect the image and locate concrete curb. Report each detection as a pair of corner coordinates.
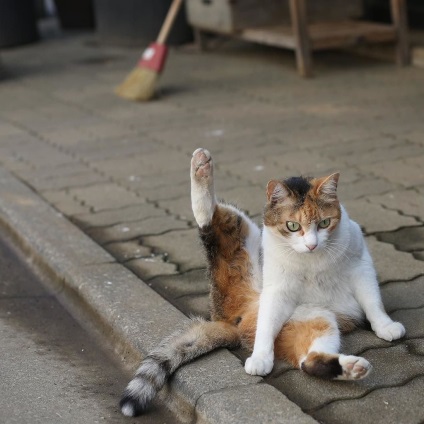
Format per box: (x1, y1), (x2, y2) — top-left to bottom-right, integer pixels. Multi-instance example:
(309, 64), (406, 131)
(0, 165), (317, 424)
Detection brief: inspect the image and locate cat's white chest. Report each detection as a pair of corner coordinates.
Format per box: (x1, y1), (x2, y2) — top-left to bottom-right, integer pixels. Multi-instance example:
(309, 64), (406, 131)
(294, 267), (362, 318)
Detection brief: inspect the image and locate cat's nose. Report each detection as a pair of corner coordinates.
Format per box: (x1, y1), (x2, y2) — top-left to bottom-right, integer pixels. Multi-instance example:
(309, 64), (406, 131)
(306, 244), (317, 251)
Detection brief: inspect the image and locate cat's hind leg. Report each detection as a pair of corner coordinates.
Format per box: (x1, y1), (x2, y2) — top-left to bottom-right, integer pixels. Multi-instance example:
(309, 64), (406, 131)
(275, 306), (372, 380)
(190, 148), (262, 319)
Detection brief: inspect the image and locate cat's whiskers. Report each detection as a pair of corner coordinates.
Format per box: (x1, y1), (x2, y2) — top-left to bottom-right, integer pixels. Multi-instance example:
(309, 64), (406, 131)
(324, 240), (351, 265)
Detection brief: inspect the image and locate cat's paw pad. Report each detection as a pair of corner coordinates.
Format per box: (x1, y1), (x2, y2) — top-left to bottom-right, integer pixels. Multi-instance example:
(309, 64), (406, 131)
(337, 355), (372, 380)
(375, 321), (405, 341)
(245, 353), (274, 376)
(191, 148), (212, 180)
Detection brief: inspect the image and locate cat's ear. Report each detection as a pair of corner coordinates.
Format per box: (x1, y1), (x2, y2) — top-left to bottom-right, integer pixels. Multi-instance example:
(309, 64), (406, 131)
(266, 180), (290, 204)
(316, 172), (340, 202)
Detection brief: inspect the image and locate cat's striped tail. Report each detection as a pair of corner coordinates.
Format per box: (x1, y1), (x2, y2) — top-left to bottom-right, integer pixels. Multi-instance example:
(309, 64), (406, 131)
(119, 318), (240, 417)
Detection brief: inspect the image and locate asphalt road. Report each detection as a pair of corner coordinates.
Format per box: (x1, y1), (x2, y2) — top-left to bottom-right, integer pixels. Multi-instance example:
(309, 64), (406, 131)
(0, 230), (180, 424)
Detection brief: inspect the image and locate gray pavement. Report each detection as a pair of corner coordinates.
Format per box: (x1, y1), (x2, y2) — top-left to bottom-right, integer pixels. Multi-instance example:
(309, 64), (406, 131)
(0, 21), (423, 424)
(0, 232), (180, 424)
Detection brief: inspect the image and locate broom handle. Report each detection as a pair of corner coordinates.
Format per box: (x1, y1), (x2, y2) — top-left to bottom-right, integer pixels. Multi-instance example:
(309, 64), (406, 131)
(157, 0), (184, 45)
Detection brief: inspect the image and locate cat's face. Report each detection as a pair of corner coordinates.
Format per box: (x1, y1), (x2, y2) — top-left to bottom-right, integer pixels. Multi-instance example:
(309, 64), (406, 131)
(264, 173), (341, 254)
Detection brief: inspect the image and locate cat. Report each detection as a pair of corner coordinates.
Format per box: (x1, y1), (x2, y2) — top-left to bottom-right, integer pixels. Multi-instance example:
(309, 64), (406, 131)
(119, 148), (405, 417)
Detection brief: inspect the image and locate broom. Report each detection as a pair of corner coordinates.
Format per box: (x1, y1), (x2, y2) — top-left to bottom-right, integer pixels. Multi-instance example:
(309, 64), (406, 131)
(116, 0), (184, 101)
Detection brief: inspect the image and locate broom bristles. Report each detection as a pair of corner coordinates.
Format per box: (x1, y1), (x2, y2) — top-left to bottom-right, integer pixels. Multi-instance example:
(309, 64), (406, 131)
(115, 67), (159, 101)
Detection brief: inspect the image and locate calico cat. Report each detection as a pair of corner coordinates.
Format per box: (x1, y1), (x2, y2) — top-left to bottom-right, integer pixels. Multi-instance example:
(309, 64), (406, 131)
(120, 148), (405, 417)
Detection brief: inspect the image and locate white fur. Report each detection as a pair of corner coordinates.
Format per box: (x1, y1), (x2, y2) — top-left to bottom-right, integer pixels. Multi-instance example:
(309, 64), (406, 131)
(337, 355), (372, 380)
(230, 205), (263, 292)
(121, 404), (135, 417)
(245, 205), (405, 376)
(191, 148), (217, 228)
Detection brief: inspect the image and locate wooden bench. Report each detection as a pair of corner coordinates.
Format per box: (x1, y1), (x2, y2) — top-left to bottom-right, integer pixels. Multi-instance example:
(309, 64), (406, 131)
(186, 0), (410, 77)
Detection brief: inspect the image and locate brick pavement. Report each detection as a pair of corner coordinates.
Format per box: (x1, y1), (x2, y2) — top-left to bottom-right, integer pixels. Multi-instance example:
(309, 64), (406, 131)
(0, 23), (423, 424)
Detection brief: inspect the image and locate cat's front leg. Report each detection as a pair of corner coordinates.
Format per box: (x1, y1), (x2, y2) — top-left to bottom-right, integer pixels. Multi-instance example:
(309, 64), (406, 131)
(352, 256), (405, 342)
(245, 287), (294, 376)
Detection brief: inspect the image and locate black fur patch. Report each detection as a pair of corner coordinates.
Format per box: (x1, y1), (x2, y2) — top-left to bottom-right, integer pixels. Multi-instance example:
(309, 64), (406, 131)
(284, 176), (312, 203)
(199, 224), (219, 265)
(302, 355), (343, 380)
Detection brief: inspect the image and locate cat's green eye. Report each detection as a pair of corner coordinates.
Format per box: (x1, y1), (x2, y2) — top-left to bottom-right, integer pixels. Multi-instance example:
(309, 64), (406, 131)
(286, 221), (301, 232)
(318, 218), (331, 229)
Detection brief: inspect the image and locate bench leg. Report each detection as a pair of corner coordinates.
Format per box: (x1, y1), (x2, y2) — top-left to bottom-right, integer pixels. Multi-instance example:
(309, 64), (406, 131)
(194, 28), (208, 52)
(390, 0), (411, 66)
(289, 0), (313, 77)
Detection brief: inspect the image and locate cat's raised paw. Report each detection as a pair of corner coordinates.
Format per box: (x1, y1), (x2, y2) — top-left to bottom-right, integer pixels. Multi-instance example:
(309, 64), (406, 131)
(245, 353), (274, 376)
(375, 321), (406, 342)
(338, 355), (371, 380)
(191, 148), (212, 180)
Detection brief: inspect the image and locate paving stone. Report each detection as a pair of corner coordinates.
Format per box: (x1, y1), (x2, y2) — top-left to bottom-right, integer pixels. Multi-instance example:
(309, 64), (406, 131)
(67, 183), (144, 212)
(405, 338), (424, 355)
(212, 141), (299, 165)
(143, 228), (205, 272)
(149, 269), (209, 299)
(268, 344), (424, 412)
(341, 328), (392, 356)
(404, 130), (424, 146)
(87, 216), (189, 244)
(135, 182), (190, 203)
(366, 189), (424, 221)
(366, 237), (424, 283)
(218, 158), (288, 185)
(105, 241), (152, 262)
(219, 185), (265, 216)
(91, 150), (190, 179)
(272, 150), (345, 177)
(338, 177), (396, 201)
(174, 293), (210, 319)
(121, 169), (189, 192)
(13, 144), (76, 169)
(414, 251), (424, 261)
(40, 190), (91, 216)
(339, 142), (424, 167)
(343, 199), (419, 234)
(65, 135), (160, 161)
(0, 120), (25, 137)
(390, 307), (424, 339)
(376, 226), (424, 253)
(133, 174), (246, 203)
(126, 256), (178, 280)
(0, 159), (37, 176)
(30, 172), (106, 191)
(318, 136), (399, 159)
(197, 383), (317, 424)
(174, 349), (264, 422)
(380, 276), (424, 313)
(72, 203), (165, 229)
(158, 196), (193, 221)
(313, 375), (424, 424)
(358, 156), (424, 188)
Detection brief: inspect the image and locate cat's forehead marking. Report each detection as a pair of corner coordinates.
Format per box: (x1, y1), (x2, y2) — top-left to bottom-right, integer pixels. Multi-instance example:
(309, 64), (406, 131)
(284, 176), (312, 203)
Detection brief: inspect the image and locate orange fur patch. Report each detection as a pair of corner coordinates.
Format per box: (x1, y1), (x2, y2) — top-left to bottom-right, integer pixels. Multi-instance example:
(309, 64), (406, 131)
(274, 318), (331, 367)
(202, 205), (259, 323)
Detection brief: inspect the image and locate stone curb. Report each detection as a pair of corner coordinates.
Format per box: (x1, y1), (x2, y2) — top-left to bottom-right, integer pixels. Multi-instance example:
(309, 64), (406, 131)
(0, 166), (317, 424)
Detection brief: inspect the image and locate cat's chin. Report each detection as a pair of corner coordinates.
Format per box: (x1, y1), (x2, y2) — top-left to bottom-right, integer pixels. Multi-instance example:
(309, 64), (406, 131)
(294, 247), (319, 254)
